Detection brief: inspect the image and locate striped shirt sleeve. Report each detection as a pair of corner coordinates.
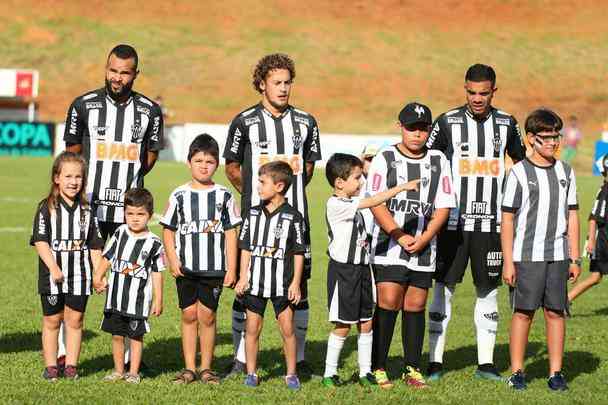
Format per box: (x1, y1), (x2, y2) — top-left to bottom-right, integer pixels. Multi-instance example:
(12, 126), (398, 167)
(222, 192), (242, 230)
(434, 154), (456, 209)
(30, 201), (50, 245)
(288, 213), (307, 255)
(366, 152), (389, 196)
(159, 192), (179, 231)
(501, 168), (522, 213)
(327, 197), (359, 223)
(589, 186), (608, 223)
(102, 229), (120, 260)
(567, 167), (578, 210)
(87, 215), (105, 250)
(150, 244), (166, 273)
(238, 213), (251, 251)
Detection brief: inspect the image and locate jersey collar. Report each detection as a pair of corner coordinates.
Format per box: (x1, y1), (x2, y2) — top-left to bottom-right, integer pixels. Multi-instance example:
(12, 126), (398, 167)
(104, 87), (134, 107)
(464, 104), (495, 122)
(260, 102), (291, 120)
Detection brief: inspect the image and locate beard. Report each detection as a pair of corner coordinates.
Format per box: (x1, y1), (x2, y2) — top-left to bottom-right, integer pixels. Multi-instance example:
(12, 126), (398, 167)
(105, 78), (134, 101)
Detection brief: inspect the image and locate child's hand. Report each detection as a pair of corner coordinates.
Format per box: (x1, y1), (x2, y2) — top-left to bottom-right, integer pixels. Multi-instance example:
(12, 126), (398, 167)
(150, 301), (163, 317)
(502, 261), (517, 287)
(288, 282), (301, 305)
(397, 234), (415, 250)
(93, 276), (107, 293)
(235, 279), (249, 296)
(169, 259), (184, 278)
(50, 267), (64, 284)
(403, 236), (429, 254)
(401, 179), (421, 192)
(585, 237), (596, 256)
(569, 262), (581, 283)
(223, 270), (237, 289)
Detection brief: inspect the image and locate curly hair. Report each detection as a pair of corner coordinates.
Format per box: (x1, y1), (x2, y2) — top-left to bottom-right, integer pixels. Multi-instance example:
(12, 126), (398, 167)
(252, 53), (296, 93)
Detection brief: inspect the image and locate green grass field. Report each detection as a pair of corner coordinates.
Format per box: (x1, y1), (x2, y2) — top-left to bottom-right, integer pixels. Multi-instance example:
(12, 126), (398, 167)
(1, 157), (607, 404)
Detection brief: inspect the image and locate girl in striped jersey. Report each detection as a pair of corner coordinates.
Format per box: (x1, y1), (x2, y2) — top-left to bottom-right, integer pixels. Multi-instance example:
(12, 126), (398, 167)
(31, 152), (104, 381)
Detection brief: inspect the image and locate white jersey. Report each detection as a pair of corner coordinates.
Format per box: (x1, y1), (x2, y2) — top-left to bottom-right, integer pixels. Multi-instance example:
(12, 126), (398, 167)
(359, 178), (374, 236)
(367, 146), (456, 272)
(326, 196), (369, 265)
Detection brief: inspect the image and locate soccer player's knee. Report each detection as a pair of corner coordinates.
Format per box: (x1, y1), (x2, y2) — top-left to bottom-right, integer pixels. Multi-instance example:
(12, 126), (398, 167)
(64, 316), (83, 330)
(199, 311), (216, 328)
(544, 307), (565, 320)
(43, 315), (62, 330)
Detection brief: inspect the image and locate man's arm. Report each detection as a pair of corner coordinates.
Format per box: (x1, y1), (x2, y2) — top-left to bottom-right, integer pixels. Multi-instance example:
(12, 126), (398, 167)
(305, 162), (315, 185)
(63, 98), (85, 153)
(144, 151), (159, 175)
(225, 160), (243, 193)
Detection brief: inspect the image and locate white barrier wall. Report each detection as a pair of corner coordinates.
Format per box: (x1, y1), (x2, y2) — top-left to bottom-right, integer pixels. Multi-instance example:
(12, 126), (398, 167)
(55, 122), (401, 166)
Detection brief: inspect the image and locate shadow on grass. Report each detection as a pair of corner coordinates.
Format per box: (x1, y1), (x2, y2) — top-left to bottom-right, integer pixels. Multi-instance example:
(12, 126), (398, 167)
(525, 350), (600, 381)
(0, 330), (98, 354)
(570, 305), (608, 318)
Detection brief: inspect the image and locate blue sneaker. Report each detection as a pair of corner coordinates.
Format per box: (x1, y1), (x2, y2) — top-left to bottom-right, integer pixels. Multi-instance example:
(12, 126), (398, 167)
(244, 374), (259, 387)
(547, 371), (568, 391)
(475, 364), (502, 381)
(427, 362), (444, 381)
(506, 370), (527, 390)
(285, 374), (301, 390)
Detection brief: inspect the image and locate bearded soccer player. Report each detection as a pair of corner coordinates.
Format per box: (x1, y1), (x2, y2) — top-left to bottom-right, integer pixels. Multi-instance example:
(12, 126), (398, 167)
(63, 44), (164, 369)
(223, 53), (321, 377)
(425, 64), (525, 380)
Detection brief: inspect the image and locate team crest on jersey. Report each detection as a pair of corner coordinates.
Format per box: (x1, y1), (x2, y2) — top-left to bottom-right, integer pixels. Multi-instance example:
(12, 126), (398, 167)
(560, 179), (567, 188)
(131, 123), (144, 143)
(216, 202), (223, 212)
(421, 177), (429, 187)
(390, 160), (402, 168)
(493, 133), (502, 152)
(79, 216), (88, 231)
(292, 130), (302, 151)
(458, 142), (470, 157)
(129, 320), (139, 331)
(47, 295), (58, 306)
(141, 250), (149, 261)
(273, 225), (285, 239)
(94, 125), (109, 139)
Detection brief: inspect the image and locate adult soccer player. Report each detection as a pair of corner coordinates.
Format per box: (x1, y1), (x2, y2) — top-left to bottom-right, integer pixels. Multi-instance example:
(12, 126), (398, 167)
(426, 64), (526, 380)
(223, 53), (321, 377)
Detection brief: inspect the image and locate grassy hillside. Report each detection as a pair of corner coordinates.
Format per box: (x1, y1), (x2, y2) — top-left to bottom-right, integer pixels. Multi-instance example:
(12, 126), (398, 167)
(1, 1), (607, 173)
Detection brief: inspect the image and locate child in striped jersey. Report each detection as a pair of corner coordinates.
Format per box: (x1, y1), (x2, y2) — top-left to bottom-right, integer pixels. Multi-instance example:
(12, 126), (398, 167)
(568, 154), (608, 304)
(235, 161), (305, 390)
(93, 188), (165, 384)
(161, 134), (241, 385)
(502, 109), (580, 391)
(31, 152), (104, 381)
(322, 153), (420, 390)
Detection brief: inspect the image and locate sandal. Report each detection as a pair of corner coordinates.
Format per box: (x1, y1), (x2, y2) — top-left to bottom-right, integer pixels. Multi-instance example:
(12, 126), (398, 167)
(172, 368), (198, 384)
(198, 369), (220, 385)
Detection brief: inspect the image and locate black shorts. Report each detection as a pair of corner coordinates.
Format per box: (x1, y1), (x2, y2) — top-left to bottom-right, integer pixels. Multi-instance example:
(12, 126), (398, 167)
(176, 277), (223, 311)
(101, 312), (149, 338)
(590, 260), (608, 275)
(233, 278), (309, 311)
(435, 230), (502, 289)
(243, 294), (293, 318)
(373, 265), (433, 289)
(98, 221), (122, 241)
(327, 259), (375, 324)
(510, 261), (569, 312)
(40, 294), (89, 316)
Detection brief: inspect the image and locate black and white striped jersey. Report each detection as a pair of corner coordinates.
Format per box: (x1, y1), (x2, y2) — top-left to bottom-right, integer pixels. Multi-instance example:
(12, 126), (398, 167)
(502, 158), (578, 262)
(102, 224), (165, 319)
(239, 203), (306, 297)
(366, 147), (456, 272)
(63, 88), (164, 223)
(589, 182), (608, 260)
(427, 105), (525, 232)
(160, 183), (242, 278)
(326, 196), (369, 265)
(30, 198), (105, 295)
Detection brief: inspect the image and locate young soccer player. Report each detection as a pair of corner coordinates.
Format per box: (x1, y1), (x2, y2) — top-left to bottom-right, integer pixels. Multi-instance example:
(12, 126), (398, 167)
(322, 153), (420, 389)
(235, 161), (305, 390)
(161, 134), (241, 384)
(93, 188), (165, 384)
(568, 154), (608, 304)
(31, 152), (104, 381)
(502, 109), (580, 391)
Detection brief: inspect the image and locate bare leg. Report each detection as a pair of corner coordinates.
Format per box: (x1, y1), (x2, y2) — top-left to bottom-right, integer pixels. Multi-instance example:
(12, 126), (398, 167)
(245, 311), (263, 375)
(509, 309), (534, 373)
(128, 336), (143, 375)
(197, 302), (217, 371)
(568, 272), (602, 302)
(112, 335), (126, 374)
(544, 308), (565, 374)
(63, 306), (84, 366)
(42, 312), (62, 367)
(181, 304), (198, 371)
(277, 307), (297, 376)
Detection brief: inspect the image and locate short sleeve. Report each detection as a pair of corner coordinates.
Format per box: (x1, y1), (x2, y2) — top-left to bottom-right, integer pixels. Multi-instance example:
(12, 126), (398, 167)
(303, 116), (322, 162)
(146, 104), (164, 151)
(501, 169), (523, 213)
(221, 193), (242, 230)
(567, 167), (578, 210)
(326, 197), (359, 223)
(433, 155), (456, 209)
(238, 214), (251, 251)
(589, 187), (608, 223)
(30, 201), (51, 246)
(63, 99), (85, 145)
(223, 117), (247, 163)
(102, 229), (120, 260)
(86, 214), (105, 250)
(366, 152), (389, 196)
(159, 193), (179, 231)
(288, 213), (307, 255)
(426, 117), (448, 152)
(150, 244), (166, 273)
(506, 117), (526, 162)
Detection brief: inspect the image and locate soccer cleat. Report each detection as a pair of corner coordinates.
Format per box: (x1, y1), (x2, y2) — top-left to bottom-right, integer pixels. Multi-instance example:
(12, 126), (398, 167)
(42, 366), (59, 382)
(547, 371), (568, 391)
(285, 374), (301, 390)
(244, 374), (259, 387)
(358, 373), (378, 390)
(321, 375), (342, 388)
(124, 373), (141, 384)
(427, 362), (444, 381)
(475, 363), (502, 381)
(402, 365), (429, 389)
(103, 371), (125, 382)
(506, 370), (527, 390)
(63, 365), (79, 380)
(372, 369), (394, 389)
(224, 359), (246, 379)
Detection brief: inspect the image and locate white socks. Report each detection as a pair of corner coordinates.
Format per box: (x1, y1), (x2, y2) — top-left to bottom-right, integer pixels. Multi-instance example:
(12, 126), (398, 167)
(323, 333), (346, 378)
(357, 331), (373, 377)
(474, 287), (498, 365)
(428, 282), (455, 363)
(57, 322), (66, 357)
(232, 308), (247, 363)
(294, 308), (309, 363)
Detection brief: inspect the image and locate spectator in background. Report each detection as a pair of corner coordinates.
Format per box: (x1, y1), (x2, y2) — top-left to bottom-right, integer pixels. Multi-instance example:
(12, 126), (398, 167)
(155, 95), (174, 120)
(561, 115), (582, 163)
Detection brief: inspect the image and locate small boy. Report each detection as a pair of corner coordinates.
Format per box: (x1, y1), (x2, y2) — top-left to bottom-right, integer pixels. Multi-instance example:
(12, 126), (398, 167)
(568, 154), (608, 304)
(322, 153), (420, 389)
(160, 134), (241, 384)
(235, 161), (305, 390)
(501, 108), (580, 391)
(93, 188), (165, 384)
